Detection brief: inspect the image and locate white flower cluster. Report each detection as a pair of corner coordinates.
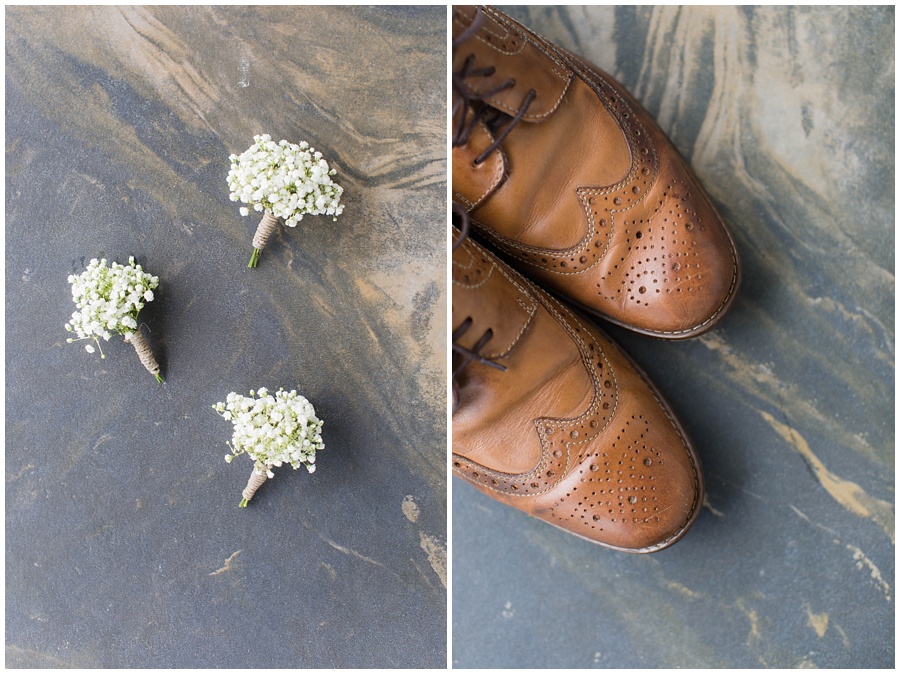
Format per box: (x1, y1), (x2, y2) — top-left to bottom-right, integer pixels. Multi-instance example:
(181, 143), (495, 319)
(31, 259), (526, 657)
(65, 257), (159, 352)
(227, 134), (345, 227)
(213, 388), (324, 476)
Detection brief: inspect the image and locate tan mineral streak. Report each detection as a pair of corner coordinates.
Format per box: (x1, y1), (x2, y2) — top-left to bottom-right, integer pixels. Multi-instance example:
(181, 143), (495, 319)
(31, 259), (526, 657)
(805, 605), (829, 638)
(701, 332), (884, 467)
(402, 495), (420, 523)
(846, 544), (892, 601)
(757, 409), (894, 543)
(209, 550), (241, 576)
(418, 531), (447, 589)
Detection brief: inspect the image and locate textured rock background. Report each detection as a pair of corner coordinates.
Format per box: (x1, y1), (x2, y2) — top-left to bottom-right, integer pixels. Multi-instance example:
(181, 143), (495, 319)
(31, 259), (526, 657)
(452, 5), (893, 668)
(6, 6), (446, 668)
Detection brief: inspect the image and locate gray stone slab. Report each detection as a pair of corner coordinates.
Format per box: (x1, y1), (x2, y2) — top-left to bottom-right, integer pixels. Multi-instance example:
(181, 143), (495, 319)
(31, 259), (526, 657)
(451, 5), (893, 669)
(6, 6), (446, 668)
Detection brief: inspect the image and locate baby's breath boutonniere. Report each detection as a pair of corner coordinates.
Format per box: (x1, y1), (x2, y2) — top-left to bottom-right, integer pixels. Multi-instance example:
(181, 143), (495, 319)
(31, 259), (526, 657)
(213, 388), (324, 507)
(64, 257), (163, 382)
(227, 134), (345, 268)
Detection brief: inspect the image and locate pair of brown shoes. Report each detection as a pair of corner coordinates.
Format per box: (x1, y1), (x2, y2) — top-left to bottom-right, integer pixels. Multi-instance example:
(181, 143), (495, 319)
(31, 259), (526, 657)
(451, 6), (741, 552)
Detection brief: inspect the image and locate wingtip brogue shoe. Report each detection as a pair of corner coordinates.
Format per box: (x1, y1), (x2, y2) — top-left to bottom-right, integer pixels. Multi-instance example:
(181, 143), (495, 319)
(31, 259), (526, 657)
(452, 5), (741, 339)
(453, 217), (704, 552)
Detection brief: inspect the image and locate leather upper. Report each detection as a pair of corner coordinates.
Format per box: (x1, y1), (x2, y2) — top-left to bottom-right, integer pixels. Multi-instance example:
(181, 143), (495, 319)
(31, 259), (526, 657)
(453, 230), (703, 551)
(453, 5), (740, 338)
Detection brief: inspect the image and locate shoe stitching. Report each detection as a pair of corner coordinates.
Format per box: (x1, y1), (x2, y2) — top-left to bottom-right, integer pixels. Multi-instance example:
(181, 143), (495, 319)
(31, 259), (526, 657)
(453, 9), (524, 57)
(561, 51), (740, 336)
(534, 297), (618, 443)
(481, 6), (571, 83)
(454, 9), (705, 550)
(480, 294), (537, 361)
(455, 7), (571, 121)
(526, 307), (618, 495)
(536, 333), (701, 552)
(452, 242), (616, 497)
(465, 54), (659, 271)
(453, 237), (538, 359)
(464, 42), (739, 337)
(622, 361), (701, 551)
(472, 247), (537, 359)
(566, 239), (739, 339)
(464, 121), (508, 211)
(451, 243), (701, 550)
(450, 234), (476, 270)
(494, 9), (736, 341)
(540, 297), (700, 549)
(453, 192), (475, 210)
(453, 289), (701, 550)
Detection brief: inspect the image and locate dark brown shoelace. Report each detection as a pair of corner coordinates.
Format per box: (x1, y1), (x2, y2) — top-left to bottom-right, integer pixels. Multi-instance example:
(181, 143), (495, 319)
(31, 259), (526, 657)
(452, 317), (507, 412)
(451, 201), (470, 253)
(452, 8), (537, 165)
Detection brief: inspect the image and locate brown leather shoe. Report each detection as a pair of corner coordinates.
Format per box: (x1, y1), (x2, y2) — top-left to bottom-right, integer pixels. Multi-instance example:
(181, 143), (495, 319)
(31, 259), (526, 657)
(452, 217), (703, 552)
(452, 6), (740, 339)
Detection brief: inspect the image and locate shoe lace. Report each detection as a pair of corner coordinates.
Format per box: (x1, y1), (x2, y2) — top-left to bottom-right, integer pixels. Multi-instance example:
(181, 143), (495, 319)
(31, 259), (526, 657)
(452, 201), (470, 252)
(452, 8), (537, 165)
(452, 205), (508, 412)
(452, 318), (508, 412)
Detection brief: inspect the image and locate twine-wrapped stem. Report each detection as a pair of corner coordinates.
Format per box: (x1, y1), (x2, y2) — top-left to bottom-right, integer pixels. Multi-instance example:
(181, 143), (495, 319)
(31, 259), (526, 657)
(239, 465), (272, 507)
(248, 211), (279, 267)
(125, 330), (163, 382)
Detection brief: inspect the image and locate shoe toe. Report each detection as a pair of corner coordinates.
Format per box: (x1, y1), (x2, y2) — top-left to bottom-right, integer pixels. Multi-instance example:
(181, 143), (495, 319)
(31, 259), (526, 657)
(609, 152), (741, 338)
(535, 389), (702, 552)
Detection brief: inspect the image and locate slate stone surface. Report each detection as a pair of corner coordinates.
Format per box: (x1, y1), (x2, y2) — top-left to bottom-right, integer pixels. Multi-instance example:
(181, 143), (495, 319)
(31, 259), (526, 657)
(451, 5), (894, 669)
(6, 6), (446, 668)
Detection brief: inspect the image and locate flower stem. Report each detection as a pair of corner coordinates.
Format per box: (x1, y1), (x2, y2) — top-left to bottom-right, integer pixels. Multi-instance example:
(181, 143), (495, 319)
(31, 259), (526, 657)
(125, 330), (162, 382)
(248, 211), (278, 268)
(240, 466), (270, 506)
(239, 498), (250, 508)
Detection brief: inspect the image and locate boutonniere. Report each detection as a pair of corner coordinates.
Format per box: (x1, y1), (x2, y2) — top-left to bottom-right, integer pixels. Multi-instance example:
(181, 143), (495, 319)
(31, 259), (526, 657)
(64, 257), (163, 382)
(213, 388), (324, 507)
(227, 134), (345, 267)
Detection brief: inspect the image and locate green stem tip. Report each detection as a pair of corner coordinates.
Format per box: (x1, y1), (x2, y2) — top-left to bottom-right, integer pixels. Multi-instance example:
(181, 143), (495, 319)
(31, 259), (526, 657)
(239, 498), (250, 508)
(248, 248), (261, 268)
(155, 373), (165, 384)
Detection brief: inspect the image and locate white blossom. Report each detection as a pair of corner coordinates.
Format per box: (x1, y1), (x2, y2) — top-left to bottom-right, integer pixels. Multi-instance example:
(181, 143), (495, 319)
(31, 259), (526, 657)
(64, 257), (159, 355)
(213, 388), (324, 476)
(226, 134), (345, 225)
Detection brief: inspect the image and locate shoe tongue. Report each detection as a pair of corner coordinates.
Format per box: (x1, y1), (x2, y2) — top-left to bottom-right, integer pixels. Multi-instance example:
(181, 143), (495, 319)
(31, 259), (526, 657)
(452, 233), (536, 360)
(453, 6), (572, 120)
